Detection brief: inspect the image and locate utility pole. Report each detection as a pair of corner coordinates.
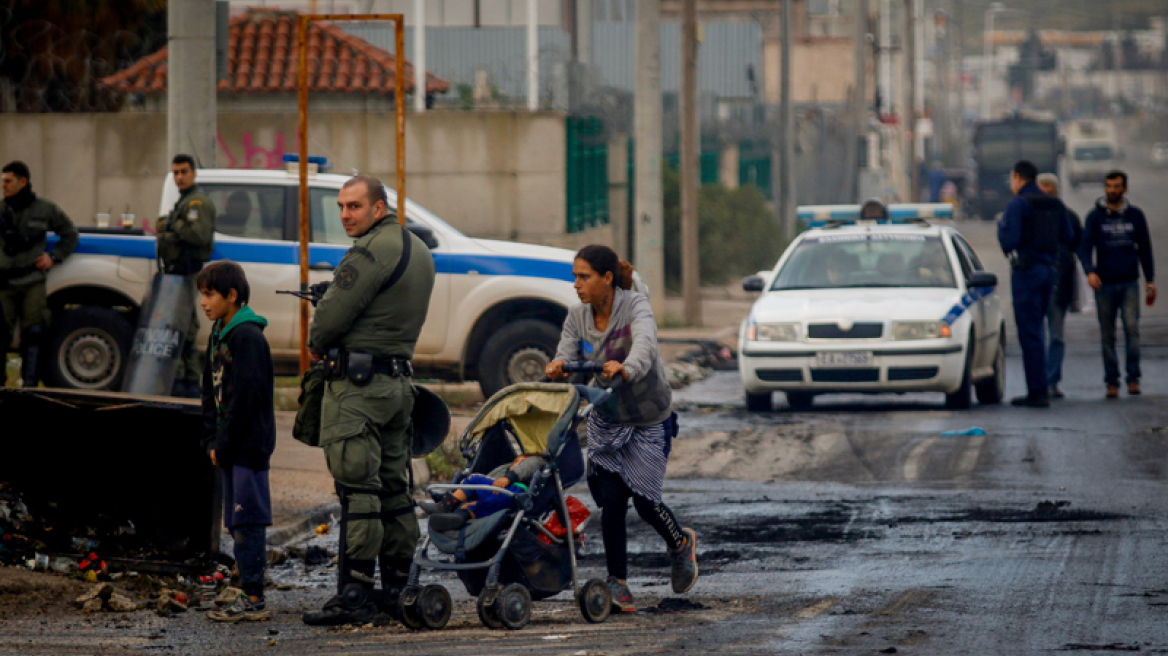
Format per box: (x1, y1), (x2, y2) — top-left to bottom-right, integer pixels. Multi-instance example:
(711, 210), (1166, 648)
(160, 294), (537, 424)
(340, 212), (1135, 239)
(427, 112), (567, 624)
(906, 0), (918, 202)
(527, 0), (538, 111)
(852, 0), (870, 201)
(680, 0), (700, 326)
(168, 0), (217, 165)
(955, 3), (966, 163)
(635, 0), (665, 314)
(775, 0), (795, 243)
(414, 0), (426, 113)
(936, 6), (950, 164)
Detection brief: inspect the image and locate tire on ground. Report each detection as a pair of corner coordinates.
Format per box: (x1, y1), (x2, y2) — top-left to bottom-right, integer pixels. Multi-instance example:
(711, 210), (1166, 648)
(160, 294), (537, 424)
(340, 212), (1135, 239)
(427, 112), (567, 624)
(745, 392), (773, 412)
(45, 306), (133, 391)
(477, 319), (561, 399)
(945, 335), (975, 410)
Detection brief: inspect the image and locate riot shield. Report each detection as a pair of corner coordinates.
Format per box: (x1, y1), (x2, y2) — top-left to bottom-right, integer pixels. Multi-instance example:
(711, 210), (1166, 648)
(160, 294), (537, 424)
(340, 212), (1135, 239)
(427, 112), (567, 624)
(122, 273), (197, 396)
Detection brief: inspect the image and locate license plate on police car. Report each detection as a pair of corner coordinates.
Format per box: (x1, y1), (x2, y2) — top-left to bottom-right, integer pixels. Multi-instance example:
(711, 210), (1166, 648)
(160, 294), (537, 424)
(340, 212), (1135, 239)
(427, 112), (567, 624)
(816, 351), (872, 367)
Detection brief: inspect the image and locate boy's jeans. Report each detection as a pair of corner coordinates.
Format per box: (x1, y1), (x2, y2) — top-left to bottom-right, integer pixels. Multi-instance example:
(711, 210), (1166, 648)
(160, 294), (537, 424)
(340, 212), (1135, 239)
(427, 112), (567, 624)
(1095, 281), (1141, 386)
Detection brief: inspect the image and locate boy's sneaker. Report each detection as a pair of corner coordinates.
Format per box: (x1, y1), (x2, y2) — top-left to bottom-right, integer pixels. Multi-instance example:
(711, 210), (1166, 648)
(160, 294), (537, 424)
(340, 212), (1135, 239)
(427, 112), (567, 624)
(670, 528), (699, 594)
(606, 576), (635, 613)
(208, 596), (270, 622)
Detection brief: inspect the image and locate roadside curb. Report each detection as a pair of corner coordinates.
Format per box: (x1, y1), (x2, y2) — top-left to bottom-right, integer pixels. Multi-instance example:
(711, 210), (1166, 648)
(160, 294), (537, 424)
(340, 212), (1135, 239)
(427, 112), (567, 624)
(267, 503), (339, 548)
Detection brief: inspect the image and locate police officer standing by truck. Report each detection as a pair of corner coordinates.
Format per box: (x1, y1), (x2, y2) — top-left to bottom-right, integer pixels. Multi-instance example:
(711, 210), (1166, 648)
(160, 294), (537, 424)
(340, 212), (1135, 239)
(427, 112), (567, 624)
(998, 160), (1075, 408)
(302, 174), (435, 626)
(0, 161), (78, 388)
(157, 154), (216, 397)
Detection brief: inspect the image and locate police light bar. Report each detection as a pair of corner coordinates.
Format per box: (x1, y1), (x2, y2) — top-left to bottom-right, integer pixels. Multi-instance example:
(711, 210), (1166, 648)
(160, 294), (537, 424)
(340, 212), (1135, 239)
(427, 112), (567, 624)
(282, 153), (333, 173)
(798, 203), (953, 227)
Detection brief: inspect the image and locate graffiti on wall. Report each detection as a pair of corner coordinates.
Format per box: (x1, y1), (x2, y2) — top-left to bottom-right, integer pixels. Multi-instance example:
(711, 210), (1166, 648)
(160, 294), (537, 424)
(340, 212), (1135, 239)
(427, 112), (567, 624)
(216, 131), (292, 169)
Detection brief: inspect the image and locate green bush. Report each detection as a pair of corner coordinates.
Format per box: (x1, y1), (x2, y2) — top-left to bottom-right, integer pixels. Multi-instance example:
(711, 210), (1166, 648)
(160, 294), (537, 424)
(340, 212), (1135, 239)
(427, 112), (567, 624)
(662, 161), (789, 291)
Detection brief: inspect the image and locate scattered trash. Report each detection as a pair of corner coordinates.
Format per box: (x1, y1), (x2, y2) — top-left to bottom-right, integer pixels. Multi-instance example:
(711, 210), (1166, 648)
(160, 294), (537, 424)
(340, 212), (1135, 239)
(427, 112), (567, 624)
(79, 552), (107, 576)
(303, 545), (331, 566)
(215, 586), (243, 607)
(156, 590), (189, 616)
(665, 362), (709, 389)
(50, 556), (78, 574)
(313, 524), (330, 535)
(641, 598), (709, 613)
(940, 427), (986, 437)
(107, 593), (138, 612)
(266, 547), (287, 565)
(74, 582), (139, 613)
(72, 537), (100, 552)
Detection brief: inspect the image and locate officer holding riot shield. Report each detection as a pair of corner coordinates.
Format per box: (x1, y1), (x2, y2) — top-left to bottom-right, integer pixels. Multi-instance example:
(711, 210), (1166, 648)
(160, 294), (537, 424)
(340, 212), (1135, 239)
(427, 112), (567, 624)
(998, 160), (1075, 408)
(301, 175), (435, 626)
(156, 154), (216, 397)
(0, 161), (78, 388)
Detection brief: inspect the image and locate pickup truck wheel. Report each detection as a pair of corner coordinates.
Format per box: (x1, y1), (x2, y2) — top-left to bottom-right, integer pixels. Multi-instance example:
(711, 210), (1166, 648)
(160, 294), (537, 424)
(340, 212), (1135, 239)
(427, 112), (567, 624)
(478, 319), (560, 399)
(46, 307), (132, 390)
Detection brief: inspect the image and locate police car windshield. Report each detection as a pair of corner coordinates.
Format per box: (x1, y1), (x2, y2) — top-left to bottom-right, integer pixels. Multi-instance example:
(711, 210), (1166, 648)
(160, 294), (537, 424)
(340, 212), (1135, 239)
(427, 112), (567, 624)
(771, 234), (957, 290)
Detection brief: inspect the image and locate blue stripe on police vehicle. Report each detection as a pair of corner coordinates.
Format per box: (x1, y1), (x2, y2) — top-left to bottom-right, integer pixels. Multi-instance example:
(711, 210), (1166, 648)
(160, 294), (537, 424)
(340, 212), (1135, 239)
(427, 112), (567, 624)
(940, 284), (994, 326)
(50, 234), (575, 282)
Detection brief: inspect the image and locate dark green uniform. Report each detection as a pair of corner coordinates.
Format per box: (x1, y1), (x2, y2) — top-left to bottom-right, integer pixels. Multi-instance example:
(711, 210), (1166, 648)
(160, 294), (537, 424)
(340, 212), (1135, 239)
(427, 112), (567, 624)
(306, 216), (435, 622)
(156, 184), (215, 394)
(0, 188), (78, 387)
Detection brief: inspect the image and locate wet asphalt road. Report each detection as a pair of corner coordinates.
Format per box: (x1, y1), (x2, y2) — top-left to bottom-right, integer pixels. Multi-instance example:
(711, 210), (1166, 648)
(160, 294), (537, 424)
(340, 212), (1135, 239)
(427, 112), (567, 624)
(5, 151), (1168, 654)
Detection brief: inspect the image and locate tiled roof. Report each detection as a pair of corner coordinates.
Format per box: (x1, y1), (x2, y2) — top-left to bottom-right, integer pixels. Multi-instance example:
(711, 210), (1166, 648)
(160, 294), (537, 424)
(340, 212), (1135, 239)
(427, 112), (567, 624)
(100, 9), (450, 96)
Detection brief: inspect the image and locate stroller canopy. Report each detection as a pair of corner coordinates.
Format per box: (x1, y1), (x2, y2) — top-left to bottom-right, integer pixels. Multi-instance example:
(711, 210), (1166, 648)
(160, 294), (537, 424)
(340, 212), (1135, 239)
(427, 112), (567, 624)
(464, 383), (581, 459)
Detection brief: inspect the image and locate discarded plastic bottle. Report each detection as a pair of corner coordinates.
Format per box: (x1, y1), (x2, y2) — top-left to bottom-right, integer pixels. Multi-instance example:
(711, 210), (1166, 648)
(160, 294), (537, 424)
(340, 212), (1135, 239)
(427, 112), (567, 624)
(72, 537), (100, 552)
(940, 427), (987, 437)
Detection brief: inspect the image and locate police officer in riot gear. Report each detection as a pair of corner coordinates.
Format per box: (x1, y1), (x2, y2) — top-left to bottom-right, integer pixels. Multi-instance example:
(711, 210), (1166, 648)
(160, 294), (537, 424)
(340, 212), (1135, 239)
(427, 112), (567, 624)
(0, 161), (78, 388)
(157, 154), (216, 397)
(998, 160), (1075, 407)
(302, 175), (435, 626)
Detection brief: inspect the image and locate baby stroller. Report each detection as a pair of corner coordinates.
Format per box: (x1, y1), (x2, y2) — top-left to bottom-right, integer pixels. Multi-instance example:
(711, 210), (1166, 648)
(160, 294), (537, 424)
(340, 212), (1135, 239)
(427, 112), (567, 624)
(399, 374), (614, 631)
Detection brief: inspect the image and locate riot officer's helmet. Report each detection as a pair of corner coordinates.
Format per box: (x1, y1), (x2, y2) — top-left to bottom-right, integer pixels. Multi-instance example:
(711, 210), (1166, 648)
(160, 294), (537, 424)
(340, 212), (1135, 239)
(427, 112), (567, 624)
(860, 199), (889, 220)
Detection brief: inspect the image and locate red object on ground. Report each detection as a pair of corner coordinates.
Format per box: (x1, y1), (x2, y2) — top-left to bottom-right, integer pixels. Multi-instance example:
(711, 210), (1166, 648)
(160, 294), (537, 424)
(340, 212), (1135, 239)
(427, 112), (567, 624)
(538, 496), (591, 545)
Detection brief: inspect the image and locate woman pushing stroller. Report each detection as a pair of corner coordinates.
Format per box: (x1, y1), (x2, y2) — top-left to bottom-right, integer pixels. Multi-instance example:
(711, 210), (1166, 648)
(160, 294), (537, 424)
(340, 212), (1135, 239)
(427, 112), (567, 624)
(545, 244), (699, 613)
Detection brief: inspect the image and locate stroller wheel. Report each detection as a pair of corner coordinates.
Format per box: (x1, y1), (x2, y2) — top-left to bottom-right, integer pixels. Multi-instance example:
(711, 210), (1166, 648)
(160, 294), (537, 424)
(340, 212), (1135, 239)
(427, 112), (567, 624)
(578, 579), (612, 624)
(398, 585), (424, 630)
(496, 583), (532, 630)
(417, 585), (452, 630)
(476, 588), (504, 630)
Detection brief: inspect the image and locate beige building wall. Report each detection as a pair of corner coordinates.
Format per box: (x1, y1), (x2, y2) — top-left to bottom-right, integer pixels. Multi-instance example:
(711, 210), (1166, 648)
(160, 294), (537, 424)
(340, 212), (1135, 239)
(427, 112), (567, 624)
(0, 111), (581, 246)
(763, 36), (857, 105)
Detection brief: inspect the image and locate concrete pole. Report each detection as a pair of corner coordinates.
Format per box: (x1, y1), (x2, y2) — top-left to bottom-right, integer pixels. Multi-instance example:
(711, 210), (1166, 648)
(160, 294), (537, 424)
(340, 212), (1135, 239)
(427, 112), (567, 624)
(852, 0), (869, 201)
(906, 0), (918, 202)
(880, 0), (892, 115)
(414, 0), (426, 113)
(956, 5), (966, 161)
(680, 0), (700, 326)
(168, 0), (217, 166)
(981, 6), (998, 120)
(577, 0), (593, 64)
(778, 0), (795, 243)
(635, 0), (665, 315)
(527, 0), (539, 111)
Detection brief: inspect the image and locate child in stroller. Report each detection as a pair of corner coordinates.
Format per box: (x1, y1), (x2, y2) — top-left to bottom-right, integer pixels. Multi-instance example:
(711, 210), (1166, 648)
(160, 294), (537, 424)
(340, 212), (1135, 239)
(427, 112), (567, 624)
(397, 378), (614, 631)
(420, 453), (546, 532)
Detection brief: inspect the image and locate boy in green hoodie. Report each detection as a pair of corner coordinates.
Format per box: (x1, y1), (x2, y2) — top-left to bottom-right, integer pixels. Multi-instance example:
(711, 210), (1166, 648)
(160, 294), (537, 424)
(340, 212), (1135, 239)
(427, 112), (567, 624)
(196, 260), (276, 623)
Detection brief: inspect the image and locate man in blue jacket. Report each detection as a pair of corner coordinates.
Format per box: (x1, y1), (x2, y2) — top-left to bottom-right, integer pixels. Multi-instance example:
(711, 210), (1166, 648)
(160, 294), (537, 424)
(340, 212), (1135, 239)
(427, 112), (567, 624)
(1078, 170), (1156, 398)
(998, 160), (1075, 407)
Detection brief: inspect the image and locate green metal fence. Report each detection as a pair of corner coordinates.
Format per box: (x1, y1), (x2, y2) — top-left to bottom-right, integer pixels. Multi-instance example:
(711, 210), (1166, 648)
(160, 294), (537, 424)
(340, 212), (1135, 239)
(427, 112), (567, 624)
(565, 117), (609, 234)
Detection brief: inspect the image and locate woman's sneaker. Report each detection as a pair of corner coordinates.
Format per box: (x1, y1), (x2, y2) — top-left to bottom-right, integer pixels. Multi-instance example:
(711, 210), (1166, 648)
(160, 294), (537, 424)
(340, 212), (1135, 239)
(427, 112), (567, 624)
(208, 596), (271, 622)
(606, 576), (635, 613)
(670, 528), (699, 593)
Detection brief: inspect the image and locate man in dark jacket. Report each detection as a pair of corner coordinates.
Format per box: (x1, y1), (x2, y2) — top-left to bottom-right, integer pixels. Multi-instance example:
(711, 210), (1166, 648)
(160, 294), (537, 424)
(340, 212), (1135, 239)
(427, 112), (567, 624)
(1036, 173), (1083, 399)
(0, 160), (78, 387)
(1078, 170), (1156, 398)
(998, 160), (1075, 408)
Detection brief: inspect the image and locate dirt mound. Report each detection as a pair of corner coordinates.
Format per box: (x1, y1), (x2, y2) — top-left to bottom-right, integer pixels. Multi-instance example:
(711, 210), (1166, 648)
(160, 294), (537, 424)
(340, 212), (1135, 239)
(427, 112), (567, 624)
(0, 567), (88, 617)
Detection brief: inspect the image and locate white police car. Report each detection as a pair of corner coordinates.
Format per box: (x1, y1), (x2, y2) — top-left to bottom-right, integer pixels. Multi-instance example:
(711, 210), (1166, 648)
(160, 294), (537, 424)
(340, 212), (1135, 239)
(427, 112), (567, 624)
(44, 159), (581, 397)
(738, 203), (1005, 411)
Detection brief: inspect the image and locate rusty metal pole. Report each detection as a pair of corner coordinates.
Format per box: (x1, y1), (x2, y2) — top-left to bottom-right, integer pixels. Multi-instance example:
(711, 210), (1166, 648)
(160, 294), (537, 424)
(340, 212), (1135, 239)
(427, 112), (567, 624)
(680, 0), (700, 327)
(297, 15), (310, 375)
(296, 14), (406, 374)
(396, 18), (406, 226)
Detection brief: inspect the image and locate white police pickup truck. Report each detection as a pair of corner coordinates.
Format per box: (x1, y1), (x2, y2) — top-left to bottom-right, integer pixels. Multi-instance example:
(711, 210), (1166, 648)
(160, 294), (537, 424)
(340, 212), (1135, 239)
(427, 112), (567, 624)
(43, 166), (581, 398)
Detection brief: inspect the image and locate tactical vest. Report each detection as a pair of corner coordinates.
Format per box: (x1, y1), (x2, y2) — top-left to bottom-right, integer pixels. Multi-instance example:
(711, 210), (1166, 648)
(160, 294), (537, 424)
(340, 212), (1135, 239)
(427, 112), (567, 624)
(1018, 193), (1065, 256)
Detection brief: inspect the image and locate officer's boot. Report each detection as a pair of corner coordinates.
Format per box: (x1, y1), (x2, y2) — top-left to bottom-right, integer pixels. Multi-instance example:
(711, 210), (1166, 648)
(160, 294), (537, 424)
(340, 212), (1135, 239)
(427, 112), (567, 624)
(19, 326), (44, 389)
(376, 558), (412, 619)
(302, 560), (379, 626)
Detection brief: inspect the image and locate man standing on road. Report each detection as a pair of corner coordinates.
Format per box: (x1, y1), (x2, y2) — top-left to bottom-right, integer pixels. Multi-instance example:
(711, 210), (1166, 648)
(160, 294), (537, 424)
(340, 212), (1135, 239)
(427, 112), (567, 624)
(302, 175), (435, 626)
(156, 154), (216, 398)
(1077, 170), (1155, 399)
(0, 161), (78, 388)
(1035, 173), (1083, 399)
(998, 160), (1074, 408)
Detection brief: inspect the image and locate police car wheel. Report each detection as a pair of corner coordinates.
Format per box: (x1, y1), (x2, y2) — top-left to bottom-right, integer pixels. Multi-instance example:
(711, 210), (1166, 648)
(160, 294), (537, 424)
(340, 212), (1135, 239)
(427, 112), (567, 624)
(46, 307), (132, 391)
(478, 319), (560, 399)
(745, 392), (774, 412)
(945, 335), (975, 410)
(975, 331), (1007, 405)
